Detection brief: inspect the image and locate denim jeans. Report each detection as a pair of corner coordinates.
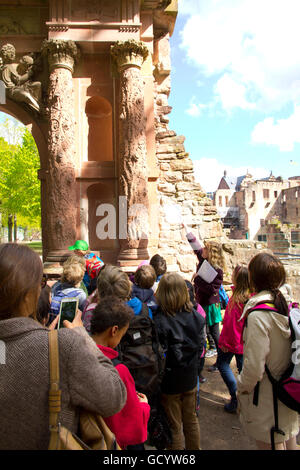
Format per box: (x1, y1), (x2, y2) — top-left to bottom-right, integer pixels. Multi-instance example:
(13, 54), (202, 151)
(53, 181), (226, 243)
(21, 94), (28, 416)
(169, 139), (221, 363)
(216, 349), (243, 398)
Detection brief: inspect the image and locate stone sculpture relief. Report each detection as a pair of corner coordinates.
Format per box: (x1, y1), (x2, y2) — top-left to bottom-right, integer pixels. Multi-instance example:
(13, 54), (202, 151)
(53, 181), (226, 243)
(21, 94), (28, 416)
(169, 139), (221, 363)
(0, 43), (42, 113)
(0, 18), (26, 35)
(71, 0), (120, 22)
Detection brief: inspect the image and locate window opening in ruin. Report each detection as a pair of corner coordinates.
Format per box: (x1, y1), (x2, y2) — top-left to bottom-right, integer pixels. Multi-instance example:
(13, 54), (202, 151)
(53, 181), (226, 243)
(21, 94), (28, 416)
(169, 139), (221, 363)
(85, 96), (113, 162)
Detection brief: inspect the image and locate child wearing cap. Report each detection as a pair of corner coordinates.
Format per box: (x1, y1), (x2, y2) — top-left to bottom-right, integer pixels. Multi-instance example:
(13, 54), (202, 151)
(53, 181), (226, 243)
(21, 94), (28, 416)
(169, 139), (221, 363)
(68, 240), (104, 294)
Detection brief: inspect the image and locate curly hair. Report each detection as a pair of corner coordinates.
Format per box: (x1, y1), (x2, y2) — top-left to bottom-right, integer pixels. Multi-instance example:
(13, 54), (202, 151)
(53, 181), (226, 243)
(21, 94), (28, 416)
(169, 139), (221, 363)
(90, 296), (134, 335)
(61, 257), (85, 285)
(0, 43), (16, 62)
(204, 240), (226, 271)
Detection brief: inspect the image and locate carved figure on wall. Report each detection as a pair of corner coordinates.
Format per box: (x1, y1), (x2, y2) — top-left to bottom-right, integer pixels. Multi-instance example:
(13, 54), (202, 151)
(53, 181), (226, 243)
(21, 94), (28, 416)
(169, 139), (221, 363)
(0, 43), (42, 113)
(71, 0), (119, 22)
(0, 17), (26, 35)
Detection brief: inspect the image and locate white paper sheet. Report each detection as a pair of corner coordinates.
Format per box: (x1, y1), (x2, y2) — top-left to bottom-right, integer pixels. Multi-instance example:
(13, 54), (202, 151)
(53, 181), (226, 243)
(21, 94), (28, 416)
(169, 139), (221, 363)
(196, 259), (218, 283)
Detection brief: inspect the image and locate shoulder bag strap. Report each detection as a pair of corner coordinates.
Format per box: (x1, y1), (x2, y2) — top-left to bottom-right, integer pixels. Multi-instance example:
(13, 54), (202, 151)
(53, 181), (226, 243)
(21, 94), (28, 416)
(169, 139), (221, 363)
(48, 329), (62, 449)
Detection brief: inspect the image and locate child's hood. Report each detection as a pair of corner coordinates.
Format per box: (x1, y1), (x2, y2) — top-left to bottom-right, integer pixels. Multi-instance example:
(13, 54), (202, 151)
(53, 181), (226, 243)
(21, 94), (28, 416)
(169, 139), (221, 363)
(132, 285), (154, 303)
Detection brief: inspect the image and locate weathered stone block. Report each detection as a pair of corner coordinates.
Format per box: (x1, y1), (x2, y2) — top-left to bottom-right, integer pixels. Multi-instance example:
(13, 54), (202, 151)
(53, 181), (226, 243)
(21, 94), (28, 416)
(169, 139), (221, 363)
(176, 181), (202, 192)
(158, 135), (186, 145)
(160, 162), (170, 171)
(176, 254), (197, 273)
(157, 143), (186, 154)
(170, 159), (193, 171)
(156, 130), (176, 140)
(158, 182), (176, 194)
(164, 171), (183, 183)
(176, 152), (189, 159)
(157, 152), (177, 160)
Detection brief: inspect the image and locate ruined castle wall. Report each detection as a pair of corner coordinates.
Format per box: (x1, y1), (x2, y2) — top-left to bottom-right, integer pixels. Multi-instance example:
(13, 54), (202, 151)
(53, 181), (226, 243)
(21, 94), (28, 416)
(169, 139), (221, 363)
(151, 32), (224, 278)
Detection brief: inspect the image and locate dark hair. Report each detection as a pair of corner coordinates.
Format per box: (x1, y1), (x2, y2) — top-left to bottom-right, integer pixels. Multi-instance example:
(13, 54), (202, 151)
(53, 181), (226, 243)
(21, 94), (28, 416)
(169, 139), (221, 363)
(90, 296), (134, 335)
(134, 264), (156, 289)
(36, 285), (51, 324)
(0, 243), (43, 320)
(150, 254), (167, 278)
(248, 252), (288, 316)
(185, 280), (197, 309)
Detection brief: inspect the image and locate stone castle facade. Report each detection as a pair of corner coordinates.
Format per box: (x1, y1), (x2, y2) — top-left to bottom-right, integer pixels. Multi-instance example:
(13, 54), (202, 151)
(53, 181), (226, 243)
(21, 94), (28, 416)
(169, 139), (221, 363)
(0, 0), (224, 279)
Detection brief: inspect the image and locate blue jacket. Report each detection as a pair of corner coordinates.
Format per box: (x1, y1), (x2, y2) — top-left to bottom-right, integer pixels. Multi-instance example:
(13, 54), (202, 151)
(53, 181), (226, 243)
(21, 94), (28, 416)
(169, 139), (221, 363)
(127, 297), (153, 319)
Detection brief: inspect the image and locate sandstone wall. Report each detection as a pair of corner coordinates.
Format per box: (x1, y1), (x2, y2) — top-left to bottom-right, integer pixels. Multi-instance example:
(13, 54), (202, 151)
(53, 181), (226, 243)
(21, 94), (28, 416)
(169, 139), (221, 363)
(151, 34), (225, 279)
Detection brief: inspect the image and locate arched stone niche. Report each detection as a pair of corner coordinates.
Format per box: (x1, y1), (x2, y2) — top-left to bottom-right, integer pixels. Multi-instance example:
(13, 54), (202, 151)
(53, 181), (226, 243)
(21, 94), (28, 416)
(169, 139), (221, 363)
(85, 96), (113, 162)
(87, 181), (118, 263)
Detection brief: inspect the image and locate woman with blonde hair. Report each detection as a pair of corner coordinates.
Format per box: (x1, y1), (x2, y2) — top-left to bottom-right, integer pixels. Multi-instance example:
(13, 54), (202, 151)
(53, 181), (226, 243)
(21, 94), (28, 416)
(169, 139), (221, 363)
(182, 224), (225, 370)
(154, 272), (205, 450)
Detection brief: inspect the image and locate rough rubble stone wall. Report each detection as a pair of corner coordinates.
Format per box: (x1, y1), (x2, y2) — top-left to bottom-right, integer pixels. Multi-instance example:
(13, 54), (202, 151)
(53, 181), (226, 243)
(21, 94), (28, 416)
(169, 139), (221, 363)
(152, 45), (224, 279)
(151, 34), (300, 302)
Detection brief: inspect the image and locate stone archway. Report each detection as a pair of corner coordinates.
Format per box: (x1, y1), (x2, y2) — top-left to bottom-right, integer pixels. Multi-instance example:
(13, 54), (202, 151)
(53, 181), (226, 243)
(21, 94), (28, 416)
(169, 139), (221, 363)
(0, 99), (49, 259)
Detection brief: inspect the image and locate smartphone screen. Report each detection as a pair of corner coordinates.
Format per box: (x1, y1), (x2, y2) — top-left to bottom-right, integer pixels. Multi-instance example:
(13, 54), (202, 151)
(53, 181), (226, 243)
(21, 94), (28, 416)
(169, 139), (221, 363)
(58, 298), (79, 329)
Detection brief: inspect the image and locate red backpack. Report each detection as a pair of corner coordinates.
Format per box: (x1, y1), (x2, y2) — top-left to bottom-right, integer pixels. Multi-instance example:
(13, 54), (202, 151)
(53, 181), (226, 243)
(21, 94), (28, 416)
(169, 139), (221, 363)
(85, 255), (104, 280)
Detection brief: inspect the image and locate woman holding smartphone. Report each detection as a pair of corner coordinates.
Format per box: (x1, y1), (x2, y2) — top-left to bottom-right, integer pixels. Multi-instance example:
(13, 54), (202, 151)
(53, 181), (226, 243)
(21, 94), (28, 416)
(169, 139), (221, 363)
(0, 243), (127, 450)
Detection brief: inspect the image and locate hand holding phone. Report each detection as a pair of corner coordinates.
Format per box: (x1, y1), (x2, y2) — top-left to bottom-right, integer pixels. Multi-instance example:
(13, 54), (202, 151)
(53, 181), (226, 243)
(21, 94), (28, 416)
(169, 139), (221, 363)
(58, 297), (79, 329)
(63, 309), (83, 329)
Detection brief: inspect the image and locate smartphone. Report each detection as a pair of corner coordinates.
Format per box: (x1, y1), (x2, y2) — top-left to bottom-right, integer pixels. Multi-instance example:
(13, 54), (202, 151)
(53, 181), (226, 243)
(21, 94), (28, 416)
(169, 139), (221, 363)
(58, 297), (79, 329)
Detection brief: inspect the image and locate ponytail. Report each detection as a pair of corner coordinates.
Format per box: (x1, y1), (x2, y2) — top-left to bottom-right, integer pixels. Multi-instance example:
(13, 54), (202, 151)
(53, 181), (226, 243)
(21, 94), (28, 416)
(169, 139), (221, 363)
(272, 288), (289, 317)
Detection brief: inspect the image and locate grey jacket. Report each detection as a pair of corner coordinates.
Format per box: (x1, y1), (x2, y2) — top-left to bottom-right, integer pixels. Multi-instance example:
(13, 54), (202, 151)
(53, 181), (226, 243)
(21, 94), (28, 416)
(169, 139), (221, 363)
(0, 317), (127, 450)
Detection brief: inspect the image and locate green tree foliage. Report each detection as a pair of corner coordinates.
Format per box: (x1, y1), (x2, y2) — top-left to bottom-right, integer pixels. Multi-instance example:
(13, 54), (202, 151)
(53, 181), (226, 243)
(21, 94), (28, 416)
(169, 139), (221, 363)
(0, 125), (41, 228)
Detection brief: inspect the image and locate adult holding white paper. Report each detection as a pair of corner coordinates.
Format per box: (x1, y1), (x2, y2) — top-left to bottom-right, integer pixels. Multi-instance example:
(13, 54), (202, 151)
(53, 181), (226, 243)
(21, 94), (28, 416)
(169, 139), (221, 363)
(181, 224), (225, 370)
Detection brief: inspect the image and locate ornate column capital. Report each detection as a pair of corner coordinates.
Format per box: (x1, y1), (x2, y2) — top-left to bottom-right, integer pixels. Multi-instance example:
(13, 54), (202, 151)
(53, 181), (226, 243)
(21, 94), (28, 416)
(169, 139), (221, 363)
(42, 39), (80, 73)
(111, 39), (148, 70)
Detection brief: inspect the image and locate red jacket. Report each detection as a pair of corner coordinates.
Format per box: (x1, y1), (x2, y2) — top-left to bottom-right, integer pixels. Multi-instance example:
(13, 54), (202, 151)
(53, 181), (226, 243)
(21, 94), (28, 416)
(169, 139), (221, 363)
(97, 344), (150, 449)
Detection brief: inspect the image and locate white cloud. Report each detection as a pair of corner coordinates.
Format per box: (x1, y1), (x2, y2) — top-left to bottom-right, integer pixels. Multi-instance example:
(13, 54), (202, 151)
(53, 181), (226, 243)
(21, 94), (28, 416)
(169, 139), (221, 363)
(185, 97), (208, 117)
(214, 74), (256, 111)
(251, 105), (300, 151)
(192, 157), (269, 192)
(179, 0), (300, 113)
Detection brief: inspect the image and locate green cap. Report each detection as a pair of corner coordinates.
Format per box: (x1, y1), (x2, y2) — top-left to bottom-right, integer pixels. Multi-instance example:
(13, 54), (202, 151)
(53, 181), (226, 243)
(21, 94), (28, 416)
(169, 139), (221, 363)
(68, 240), (89, 251)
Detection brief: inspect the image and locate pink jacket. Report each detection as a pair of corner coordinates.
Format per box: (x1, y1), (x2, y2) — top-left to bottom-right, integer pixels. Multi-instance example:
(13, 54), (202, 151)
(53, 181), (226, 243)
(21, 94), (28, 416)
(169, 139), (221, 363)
(218, 290), (245, 355)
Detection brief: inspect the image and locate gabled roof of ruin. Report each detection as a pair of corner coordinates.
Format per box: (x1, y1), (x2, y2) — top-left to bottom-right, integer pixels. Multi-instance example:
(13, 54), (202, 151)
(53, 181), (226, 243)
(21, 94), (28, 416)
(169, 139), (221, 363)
(217, 172), (247, 191)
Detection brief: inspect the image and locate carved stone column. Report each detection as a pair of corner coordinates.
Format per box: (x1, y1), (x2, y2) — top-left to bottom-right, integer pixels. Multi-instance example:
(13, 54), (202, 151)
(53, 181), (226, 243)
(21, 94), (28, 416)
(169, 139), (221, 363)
(42, 40), (79, 260)
(111, 40), (150, 261)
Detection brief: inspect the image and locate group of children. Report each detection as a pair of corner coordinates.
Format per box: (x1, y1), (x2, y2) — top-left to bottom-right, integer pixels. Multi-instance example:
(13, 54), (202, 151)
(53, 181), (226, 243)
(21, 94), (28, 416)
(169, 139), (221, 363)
(37, 230), (299, 451)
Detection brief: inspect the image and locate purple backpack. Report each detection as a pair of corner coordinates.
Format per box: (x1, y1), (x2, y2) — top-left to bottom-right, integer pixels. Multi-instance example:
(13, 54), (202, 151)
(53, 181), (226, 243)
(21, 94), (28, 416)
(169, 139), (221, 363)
(247, 303), (300, 449)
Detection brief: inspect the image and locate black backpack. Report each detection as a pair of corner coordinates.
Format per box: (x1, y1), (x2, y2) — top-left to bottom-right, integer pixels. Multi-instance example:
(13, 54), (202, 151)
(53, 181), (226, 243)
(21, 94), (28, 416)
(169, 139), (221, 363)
(118, 303), (165, 399)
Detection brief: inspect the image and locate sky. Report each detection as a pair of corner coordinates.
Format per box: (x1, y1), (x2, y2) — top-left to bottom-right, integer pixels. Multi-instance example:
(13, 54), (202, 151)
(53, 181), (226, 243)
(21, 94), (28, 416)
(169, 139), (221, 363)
(1, 0), (300, 193)
(168, 0), (300, 191)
